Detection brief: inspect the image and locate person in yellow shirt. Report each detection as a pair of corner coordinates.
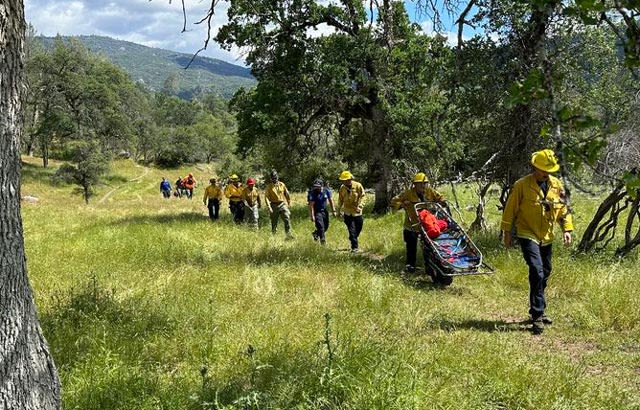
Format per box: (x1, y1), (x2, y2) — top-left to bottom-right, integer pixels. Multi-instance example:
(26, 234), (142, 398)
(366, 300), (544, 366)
(224, 174), (245, 224)
(391, 172), (445, 273)
(265, 170), (292, 238)
(336, 171), (365, 252)
(202, 178), (223, 220)
(501, 149), (574, 335)
(243, 178), (262, 229)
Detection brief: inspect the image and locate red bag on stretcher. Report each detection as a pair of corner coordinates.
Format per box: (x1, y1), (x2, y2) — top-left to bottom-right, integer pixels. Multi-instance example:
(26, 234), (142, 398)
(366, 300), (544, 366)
(418, 209), (448, 239)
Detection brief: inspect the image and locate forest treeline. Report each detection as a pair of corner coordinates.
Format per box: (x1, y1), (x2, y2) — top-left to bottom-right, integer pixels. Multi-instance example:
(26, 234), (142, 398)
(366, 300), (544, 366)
(22, 35), (239, 171)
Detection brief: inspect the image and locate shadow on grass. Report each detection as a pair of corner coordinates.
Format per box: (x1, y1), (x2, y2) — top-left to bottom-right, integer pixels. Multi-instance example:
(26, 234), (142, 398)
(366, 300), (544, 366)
(109, 211), (207, 225)
(429, 318), (531, 333)
(21, 161), (59, 186)
(102, 174), (130, 185)
(207, 240), (452, 293)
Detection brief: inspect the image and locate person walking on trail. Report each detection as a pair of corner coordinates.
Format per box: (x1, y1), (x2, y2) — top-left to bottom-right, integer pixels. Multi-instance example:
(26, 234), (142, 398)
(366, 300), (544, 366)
(203, 178), (223, 221)
(182, 173), (197, 199)
(501, 149), (574, 335)
(336, 171), (365, 252)
(225, 174), (245, 224)
(265, 170), (293, 238)
(391, 172), (446, 274)
(308, 179), (336, 245)
(160, 177), (172, 199)
(243, 178), (262, 229)
(175, 176), (184, 198)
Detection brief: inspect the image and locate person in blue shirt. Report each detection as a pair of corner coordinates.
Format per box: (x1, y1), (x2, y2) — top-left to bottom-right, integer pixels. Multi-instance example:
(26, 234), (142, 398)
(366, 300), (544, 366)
(308, 179), (337, 245)
(160, 177), (172, 199)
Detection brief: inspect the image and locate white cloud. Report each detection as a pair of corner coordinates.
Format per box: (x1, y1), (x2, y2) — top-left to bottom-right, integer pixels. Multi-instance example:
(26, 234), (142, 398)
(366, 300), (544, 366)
(24, 0), (245, 64)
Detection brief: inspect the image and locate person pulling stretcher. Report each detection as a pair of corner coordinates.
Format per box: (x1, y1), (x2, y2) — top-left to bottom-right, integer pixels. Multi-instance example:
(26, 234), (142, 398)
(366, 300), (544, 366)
(391, 172), (446, 273)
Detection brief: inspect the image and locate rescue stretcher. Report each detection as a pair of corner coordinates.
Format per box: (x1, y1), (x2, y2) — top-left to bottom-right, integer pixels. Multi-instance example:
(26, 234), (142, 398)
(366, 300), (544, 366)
(410, 202), (494, 285)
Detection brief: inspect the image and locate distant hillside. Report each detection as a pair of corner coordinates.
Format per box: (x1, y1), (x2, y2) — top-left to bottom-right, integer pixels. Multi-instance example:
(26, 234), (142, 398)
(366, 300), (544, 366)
(37, 35), (255, 99)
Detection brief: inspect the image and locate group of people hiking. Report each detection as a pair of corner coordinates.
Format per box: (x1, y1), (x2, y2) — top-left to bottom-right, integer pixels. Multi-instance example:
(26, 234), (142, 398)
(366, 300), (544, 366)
(199, 170), (364, 248)
(160, 174), (198, 199)
(158, 148), (572, 334)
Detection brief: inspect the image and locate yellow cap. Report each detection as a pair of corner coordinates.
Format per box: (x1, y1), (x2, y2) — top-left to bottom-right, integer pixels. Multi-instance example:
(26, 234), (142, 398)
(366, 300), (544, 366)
(229, 174), (239, 180)
(531, 149), (560, 173)
(413, 172), (428, 183)
(339, 171), (354, 181)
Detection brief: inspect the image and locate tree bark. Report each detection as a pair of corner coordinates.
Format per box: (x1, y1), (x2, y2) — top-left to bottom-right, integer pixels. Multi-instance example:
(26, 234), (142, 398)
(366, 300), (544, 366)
(0, 1), (61, 408)
(577, 182), (627, 253)
(367, 105), (392, 214)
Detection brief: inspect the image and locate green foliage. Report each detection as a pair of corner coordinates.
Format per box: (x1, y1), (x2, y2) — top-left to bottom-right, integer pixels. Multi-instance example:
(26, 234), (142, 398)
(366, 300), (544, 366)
(623, 171), (640, 199)
(219, 0), (462, 206)
(24, 39), (239, 170)
(53, 141), (110, 204)
(151, 94), (237, 168)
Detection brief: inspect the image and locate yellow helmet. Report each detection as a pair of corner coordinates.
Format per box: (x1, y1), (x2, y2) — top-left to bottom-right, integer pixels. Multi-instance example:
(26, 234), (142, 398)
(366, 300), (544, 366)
(531, 149), (560, 173)
(339, 170), (354, 181)
(413, 172), (428, 183)
(229, 174), (239, 180)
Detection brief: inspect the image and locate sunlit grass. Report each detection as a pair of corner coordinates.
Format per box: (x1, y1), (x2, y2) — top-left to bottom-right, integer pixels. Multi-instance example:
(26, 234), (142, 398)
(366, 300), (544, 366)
(20, 157), (640, 409)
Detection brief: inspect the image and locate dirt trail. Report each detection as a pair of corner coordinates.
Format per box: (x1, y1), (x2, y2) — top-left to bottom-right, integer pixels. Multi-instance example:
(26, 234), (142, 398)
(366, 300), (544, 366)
(98, 164), (150, 204)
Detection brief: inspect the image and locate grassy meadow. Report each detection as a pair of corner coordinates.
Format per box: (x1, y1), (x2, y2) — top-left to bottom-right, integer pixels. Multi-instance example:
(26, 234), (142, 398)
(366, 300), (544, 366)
(19, 157), (640, 409)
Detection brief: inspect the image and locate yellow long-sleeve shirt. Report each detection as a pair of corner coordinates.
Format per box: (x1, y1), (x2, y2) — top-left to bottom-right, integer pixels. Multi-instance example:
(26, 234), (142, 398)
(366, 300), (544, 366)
(337, 181), (365, 216)
(203, 185), (223, 202)
(391, 187), (444, 230)
(243, 187), (262, 208)
(265, 181), (290, 204)
(224, 184), (244, 202)
(501, 174), (574, 245)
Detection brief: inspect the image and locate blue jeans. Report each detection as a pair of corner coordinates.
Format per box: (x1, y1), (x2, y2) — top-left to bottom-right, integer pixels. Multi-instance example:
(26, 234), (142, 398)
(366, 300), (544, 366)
(343, 214), (363, 250)
(519, 239), (553, 319)
(313, 209), (330, 241)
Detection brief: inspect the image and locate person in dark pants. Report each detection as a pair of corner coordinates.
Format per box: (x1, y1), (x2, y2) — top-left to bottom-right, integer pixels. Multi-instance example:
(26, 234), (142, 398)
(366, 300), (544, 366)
(203, 178), (223, 220)
(336, 171), (365, 252)
(502, 149), (574, 335)
(224, 174), (245, 224)
(308, 179), (336, 245)
(391, 172), (445, 273)
(160, 177), (172, 198)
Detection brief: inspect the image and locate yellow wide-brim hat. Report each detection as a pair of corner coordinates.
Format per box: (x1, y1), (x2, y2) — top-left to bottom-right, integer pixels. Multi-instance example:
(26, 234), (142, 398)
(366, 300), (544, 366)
(413, 172), (428, 183)
(339, 170), (354, 181)
(531, 149), (560, 173)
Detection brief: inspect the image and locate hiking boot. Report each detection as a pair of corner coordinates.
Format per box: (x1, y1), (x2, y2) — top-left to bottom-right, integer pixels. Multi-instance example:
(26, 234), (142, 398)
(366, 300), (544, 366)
(351, 248), (360, 253)
(404, 264), (416, 274)
(312, 232), (319, 241)
(531, 318), (545, 335)
(529, 315), (553, 325)
(320, 239), (326, 245)
(285, 233), (294, 240)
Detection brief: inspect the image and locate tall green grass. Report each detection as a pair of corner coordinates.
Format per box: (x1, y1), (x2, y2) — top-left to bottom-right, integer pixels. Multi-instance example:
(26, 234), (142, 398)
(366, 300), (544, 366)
(20, 157), (640, 409)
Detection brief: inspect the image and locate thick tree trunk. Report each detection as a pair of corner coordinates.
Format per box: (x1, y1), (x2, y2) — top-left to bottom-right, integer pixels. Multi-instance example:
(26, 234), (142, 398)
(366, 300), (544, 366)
(0, 1), (61, 408)
(367, 106), (392, 214)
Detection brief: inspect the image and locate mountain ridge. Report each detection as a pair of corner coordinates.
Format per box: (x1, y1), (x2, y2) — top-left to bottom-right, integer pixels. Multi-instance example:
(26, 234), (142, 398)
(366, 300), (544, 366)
(36, 35), (255, 99)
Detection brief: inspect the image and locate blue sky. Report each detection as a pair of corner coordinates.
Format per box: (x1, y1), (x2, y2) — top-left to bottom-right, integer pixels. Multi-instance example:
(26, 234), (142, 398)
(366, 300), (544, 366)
(25, 0), (474, 65)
